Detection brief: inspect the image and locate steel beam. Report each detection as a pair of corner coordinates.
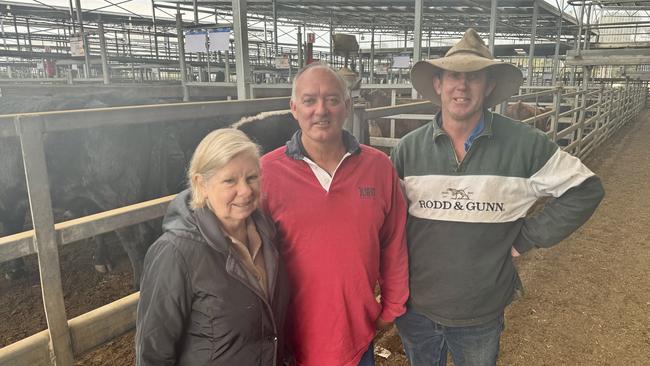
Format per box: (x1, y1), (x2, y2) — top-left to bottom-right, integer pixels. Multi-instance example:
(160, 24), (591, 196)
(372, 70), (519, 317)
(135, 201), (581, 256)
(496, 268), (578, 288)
(622, 71), (650, 81)
(151, 0), (159, 59)
(176, 7), (190, 101)
(75, 0), (91, 78)
(412, 0), (423, 98)
(566, 48), (650, 66)
(272, 0), (278, 56)
(527, 0), (538, 86)
(489, 0), (497, 55)
(552, 0), (564, 84)
(232, 0), (252, 99)
(98, 21), (110, 85)
(370, 19), (375, 84)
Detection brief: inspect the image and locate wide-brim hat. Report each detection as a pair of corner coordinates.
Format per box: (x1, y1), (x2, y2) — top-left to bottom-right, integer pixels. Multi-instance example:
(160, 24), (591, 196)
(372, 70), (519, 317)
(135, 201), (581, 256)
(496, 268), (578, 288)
(411, 28), (523, 107)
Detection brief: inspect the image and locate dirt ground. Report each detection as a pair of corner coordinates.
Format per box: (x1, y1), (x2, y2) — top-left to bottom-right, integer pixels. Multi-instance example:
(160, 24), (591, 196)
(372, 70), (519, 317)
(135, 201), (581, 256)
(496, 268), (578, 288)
(2, 110), (649, 365)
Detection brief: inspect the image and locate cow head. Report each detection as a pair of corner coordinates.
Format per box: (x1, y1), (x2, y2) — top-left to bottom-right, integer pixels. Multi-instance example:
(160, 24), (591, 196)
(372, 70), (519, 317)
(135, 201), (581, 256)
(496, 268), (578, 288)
(505, 101), (552, 132)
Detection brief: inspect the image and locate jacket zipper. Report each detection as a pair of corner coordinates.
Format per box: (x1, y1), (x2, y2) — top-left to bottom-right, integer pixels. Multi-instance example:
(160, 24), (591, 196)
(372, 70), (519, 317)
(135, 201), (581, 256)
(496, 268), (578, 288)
(227, 254), (279, 366)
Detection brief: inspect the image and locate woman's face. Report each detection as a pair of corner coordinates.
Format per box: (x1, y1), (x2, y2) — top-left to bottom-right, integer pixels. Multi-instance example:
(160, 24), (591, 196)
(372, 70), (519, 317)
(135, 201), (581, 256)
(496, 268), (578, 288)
(198, 153), (260, 229)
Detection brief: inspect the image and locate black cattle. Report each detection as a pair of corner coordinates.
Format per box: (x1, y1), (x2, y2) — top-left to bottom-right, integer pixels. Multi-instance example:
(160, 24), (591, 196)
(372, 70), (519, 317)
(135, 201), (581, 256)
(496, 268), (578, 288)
(232, 110), (300, 153)
(0, 95), (296, 289)
(0, 95), (209, 288)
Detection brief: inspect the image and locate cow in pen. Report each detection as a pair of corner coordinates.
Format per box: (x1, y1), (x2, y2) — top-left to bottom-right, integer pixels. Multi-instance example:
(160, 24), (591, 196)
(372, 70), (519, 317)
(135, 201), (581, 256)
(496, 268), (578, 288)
(0, 94), (298, 289)
(505, 100), (553, 132)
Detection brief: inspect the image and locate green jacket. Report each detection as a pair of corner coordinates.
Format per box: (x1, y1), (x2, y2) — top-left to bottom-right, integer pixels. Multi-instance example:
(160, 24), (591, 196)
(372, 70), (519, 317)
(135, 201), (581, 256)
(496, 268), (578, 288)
(390, 110), (604, 326)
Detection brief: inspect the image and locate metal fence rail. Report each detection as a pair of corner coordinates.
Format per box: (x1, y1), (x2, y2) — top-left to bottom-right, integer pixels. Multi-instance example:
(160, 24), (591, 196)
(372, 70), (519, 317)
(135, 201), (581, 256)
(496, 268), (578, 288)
(0, 83), (647, 365)
(364, 84), (648, 160)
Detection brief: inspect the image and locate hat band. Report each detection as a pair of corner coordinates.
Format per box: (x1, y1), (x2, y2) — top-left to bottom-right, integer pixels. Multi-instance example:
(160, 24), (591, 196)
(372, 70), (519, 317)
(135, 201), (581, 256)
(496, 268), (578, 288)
(446, 49), (491, 59)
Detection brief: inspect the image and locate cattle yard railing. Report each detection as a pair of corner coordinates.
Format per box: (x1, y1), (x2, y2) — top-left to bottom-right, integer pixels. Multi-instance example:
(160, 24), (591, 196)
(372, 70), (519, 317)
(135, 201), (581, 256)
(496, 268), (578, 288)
(366, 83), (648, 159)
(0, 82), (646, 365)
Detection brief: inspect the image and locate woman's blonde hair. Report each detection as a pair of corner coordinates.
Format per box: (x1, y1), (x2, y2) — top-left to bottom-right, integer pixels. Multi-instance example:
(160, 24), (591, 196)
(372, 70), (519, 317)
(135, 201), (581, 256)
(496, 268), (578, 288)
(188, 128), (260, 209)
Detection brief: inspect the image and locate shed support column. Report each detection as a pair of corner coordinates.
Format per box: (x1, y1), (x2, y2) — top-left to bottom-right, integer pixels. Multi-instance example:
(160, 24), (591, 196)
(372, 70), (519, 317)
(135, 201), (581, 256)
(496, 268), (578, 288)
(552, 0), (564, 85)
(527, 0), (538, 87)
(75, 0), (91, 78)
(176, 7), (190, 101)
(98, 21), (110, 85)
(329, 12), (334, 65)
(585, 4), (592, 50)
(192, 0), (199, 24)
(225, 50), (230, 82)
(68, 0), (76, 33)
(272, 0), (278, 57)
(369, 19), (375, 84)
(17, 116), (74, 366)
(571, 1), (586, 86)
(13, 14), (20, 52)
(26, 18), (33, 53)
(297, 27), (303, 68)
(232, 0), (252, 99)
(151, 0), (159, 60)
(412, 0), (423, 99)
(489, 0), (497, 55)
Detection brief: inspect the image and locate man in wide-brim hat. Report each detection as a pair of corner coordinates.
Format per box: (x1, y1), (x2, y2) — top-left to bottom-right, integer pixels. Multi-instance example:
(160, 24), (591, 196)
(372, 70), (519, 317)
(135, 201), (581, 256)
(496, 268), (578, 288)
(390, 29), (604, 366)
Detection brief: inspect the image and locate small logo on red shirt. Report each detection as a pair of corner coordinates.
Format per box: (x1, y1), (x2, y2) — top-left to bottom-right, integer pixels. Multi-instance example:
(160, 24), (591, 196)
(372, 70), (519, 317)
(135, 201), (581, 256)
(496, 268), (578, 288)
(358, 186), (375, 199)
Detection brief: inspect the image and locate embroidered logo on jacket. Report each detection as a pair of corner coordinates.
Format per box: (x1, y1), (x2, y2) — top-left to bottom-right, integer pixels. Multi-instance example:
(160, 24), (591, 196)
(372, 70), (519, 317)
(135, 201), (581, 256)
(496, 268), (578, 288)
(358, 186), (375, 199)
(442, 187), (472, 200)
(417, 186), (505, 212)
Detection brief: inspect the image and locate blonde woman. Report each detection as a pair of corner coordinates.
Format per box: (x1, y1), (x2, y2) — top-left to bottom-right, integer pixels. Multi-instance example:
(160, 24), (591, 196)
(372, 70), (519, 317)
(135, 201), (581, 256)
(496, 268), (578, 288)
(136, 128), (290, 366)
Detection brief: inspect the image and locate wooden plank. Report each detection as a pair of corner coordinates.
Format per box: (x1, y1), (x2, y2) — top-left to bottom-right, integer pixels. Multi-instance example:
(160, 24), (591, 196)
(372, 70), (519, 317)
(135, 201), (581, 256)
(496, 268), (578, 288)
(0, 293), (139, 365)
(56, 195), (174, 245)
(0, 230), (34, 262)
(17, 115), (74, 366)
(0, 329), (50, 366)
(69, 293), (139, 355)
(0, 195), (174, 264)
(11, 97), (291, 133)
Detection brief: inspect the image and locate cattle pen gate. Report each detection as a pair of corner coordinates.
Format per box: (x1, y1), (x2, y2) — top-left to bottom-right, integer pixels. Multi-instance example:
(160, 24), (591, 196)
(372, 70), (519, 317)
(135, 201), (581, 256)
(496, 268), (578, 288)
(0, 81), (647, 365)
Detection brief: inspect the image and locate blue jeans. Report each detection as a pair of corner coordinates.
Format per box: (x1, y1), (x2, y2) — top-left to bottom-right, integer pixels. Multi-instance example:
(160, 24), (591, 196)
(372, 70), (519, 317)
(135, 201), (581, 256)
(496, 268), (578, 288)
(395, 309), (504, 366)
(357, 342), (375, 366)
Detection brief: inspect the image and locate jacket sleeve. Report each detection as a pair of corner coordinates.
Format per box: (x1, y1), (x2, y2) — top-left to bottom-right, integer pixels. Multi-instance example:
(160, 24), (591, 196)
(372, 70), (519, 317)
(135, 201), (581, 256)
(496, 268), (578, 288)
(377, 163), (410, 323)
(136, 237), (192, 366)
(514, 148), (605, 254)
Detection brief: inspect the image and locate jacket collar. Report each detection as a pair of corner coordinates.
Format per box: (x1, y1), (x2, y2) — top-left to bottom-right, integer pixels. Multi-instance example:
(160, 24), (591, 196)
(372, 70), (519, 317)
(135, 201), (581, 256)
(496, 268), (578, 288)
(195, 207), (280, 299)
(194, 207), (274, 255)
(432, 109), (495, 142)
(285, 129), (361, 160)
